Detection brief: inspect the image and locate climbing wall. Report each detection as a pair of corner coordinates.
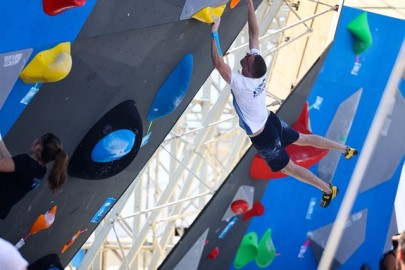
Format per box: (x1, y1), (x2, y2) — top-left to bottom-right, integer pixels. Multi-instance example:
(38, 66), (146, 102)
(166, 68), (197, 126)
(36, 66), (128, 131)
(158, 44), (332, 270)
(0, 0), (261, 266)
(159, 7), (405, 270)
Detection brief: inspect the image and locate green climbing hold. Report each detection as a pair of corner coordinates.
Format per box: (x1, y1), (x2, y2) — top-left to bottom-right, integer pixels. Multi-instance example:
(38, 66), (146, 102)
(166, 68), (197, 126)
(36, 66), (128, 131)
(347, 12), (372, 55)
(234, 232), (259, 269)
(255, 229), (277, 268)
(338, 134), (347, 143)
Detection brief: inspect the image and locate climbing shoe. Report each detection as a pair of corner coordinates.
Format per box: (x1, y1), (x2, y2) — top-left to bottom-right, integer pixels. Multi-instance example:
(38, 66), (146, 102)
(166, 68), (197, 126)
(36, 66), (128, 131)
(344, 146), (358, 160)
(320, 183), (339, 208)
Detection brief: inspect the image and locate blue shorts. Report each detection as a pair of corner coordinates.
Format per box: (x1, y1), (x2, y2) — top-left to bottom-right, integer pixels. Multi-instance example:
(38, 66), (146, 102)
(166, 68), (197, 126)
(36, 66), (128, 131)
(250, 112), (299, 172)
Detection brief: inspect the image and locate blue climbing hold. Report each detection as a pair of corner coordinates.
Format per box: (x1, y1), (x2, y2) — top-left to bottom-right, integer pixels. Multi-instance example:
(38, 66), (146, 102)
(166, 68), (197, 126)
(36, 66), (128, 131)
(147, 53), (193, 122)
(91, 129), (135, 162)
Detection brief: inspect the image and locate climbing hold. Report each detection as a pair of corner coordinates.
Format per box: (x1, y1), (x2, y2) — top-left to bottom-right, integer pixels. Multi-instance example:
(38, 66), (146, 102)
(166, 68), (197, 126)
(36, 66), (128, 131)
(43, 0), (87, 16)
(230, 0), (241, 9)
(242, 201), (264, 221)
(68, 100), (143, 180)
(30, 205), (57, 234)
(234, 232), (259, 269)
(255, 229), (276, 268)
(14, 206), (58, 249)
(231, 199), (249, 215)
(250, 103), (328, 179)
(222, 185), (254, 221)
(208, 247), (220, 259)
(91, 129), (136, 163)
(347, 12), (372, 55)
(61, 229), (88, 253)
(192, 5), (226, 24)
(147, 53), (193, 122)
(19, 42), (72, 83)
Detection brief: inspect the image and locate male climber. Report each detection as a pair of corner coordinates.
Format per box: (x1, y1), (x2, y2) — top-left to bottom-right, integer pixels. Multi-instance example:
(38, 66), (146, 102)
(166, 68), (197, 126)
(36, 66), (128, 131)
(209, 0), (358, 207)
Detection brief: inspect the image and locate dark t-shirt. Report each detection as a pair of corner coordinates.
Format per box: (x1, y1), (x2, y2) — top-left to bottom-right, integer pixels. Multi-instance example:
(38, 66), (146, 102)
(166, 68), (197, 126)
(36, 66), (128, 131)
(0, 154), (46, 219)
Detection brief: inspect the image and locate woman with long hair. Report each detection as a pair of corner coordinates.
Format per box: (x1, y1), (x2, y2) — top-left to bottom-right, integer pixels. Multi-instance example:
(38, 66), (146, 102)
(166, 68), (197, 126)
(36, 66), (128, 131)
(0, 132), (68, 219)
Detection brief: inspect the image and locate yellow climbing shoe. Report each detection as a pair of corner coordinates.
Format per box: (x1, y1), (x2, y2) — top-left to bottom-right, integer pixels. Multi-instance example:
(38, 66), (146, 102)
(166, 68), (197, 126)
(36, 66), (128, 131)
(344, 146), (358, 160)
(320, 183), (339, 208)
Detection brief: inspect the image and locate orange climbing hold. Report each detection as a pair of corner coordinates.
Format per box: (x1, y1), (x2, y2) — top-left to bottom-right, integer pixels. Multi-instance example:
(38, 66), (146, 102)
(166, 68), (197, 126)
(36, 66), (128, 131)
(43, 0), (87, 16)
(31, 205), (57, 234)
(230, 0), (241, 9)
(61, 229), (88, 253)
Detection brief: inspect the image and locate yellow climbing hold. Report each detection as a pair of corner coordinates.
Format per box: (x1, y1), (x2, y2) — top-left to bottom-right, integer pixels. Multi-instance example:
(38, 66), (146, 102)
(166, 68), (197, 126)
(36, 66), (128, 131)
(192, 4), (226, 24)
(19, 42), (72, 83)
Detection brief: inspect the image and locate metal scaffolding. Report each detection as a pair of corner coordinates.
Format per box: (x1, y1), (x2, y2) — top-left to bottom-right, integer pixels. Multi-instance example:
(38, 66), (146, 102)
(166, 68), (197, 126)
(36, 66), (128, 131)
(72, 0), (343, 269)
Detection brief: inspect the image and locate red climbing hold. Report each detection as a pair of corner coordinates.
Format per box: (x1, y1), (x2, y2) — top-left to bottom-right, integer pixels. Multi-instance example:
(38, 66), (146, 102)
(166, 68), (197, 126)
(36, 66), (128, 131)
(243, 201), (264, 221)
(231, 199), (249, 215)
(43, 0), (87, 16)
(249, 103), (329, 180)
(208, 247), (220, 259)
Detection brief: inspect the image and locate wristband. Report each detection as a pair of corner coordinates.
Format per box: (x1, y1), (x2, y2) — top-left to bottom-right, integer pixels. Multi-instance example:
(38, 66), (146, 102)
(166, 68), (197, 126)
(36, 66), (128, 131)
(0, 133), (2, 141)
(211, 32), (223, 57)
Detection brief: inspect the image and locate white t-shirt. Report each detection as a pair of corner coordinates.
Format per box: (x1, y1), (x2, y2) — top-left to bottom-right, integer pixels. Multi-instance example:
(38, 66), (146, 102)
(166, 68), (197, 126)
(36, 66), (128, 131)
(0, 238), (28, 270)
(230, 49), (268, 135)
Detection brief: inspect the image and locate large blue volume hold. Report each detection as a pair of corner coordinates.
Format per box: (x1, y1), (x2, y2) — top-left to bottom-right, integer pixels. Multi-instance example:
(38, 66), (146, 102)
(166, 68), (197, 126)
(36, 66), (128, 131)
(147, 53), (193, 122)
